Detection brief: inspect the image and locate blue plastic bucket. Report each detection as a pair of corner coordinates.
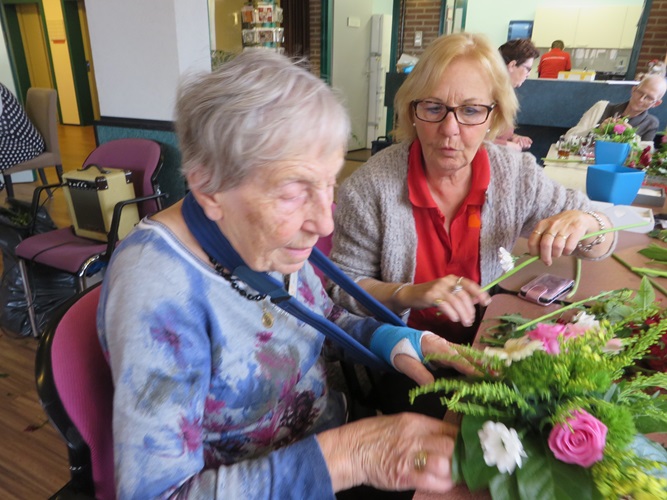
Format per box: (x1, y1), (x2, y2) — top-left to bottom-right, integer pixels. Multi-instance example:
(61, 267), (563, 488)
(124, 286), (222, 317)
(586, 164), (645, 205)
(594, 141), (631, 165)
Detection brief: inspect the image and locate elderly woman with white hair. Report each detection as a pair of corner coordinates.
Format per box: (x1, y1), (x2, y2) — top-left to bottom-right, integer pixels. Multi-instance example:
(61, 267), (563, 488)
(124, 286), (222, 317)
(97, 50), (476, 499)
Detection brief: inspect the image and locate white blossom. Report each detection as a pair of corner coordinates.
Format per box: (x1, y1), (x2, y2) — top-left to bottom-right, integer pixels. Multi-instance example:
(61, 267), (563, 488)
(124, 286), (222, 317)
(478, 421), (527, 474)
(484, 337), (544, 366)
(498, 247), (515, 273)
(572, 311), (600, 330)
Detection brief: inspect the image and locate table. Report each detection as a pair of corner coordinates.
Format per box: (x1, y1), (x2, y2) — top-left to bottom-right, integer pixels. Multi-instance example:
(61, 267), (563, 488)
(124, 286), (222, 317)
(542, 144), (588, 192)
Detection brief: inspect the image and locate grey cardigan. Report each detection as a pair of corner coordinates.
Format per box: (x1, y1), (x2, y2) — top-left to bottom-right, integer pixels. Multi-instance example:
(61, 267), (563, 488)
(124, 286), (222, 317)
(329, 141), (609, 315)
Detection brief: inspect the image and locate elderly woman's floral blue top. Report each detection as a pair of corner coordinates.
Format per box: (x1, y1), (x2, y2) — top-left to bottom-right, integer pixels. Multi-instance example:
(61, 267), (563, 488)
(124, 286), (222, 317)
(98, 220), (380, 499)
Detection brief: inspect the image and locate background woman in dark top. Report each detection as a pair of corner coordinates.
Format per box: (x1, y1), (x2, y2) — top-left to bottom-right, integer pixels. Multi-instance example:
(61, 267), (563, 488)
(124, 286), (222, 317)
(0, 83), (45, 190)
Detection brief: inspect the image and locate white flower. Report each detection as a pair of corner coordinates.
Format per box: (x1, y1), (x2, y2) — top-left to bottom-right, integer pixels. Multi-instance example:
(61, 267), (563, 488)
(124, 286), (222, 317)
(478, 421), (527, 474)
(498, 247), (515, 273)
(572, 311), (600, 330)
(484, 337), (543, 366)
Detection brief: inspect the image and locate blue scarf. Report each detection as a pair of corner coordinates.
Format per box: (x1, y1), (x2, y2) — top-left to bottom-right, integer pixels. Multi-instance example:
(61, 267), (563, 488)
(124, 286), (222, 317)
(181, 192), (405, 371)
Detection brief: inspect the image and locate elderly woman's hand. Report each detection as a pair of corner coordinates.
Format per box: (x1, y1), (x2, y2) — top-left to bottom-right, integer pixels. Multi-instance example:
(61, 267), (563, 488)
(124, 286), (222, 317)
(317, 413), (458, 493)
(527, 210), (613, 265)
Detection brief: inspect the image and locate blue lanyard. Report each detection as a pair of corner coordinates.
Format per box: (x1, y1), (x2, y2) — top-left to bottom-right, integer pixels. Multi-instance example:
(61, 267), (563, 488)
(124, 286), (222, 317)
(182, 193), (405, 371)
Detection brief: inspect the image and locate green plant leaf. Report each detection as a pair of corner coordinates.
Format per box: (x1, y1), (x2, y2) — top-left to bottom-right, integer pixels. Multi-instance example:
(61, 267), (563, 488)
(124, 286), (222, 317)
(632, 276), (657, 310)
(630, 434), (667, 480)
(489, 470), (520, 500)
(460, 415), (501, 490)
(634, 399), (667, 434)
(638, 244), (667, 262)
(515, 433), (595, 500)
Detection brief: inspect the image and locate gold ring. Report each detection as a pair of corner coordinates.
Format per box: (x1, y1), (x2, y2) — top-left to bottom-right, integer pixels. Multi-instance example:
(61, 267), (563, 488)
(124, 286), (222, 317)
(545, 232), (557, 237)
(557, 234), (568, 239)
(414, 450), (428, 472)
(432, 298), (445, 307)
(533, 230), (543, 235)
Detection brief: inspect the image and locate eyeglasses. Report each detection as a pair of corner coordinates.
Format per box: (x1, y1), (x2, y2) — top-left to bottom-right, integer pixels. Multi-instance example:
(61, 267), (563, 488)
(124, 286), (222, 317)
(633, 87), (658, 104)
(519, 63), (533, 73)
(412, 100), (496, 126)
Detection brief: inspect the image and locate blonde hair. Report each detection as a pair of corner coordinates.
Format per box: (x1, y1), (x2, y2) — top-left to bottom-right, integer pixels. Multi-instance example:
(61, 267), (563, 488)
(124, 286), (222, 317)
(176, 50), (350, 194)
(394, 33), (518, 143)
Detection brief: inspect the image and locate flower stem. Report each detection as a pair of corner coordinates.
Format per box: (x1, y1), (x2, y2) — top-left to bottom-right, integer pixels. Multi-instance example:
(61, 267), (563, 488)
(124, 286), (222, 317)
(581, 221), (650, 240)
(481, 222), (647, 293)
(514, 290), (616, 332)
(481, 255), (539, 292)
(565, 258), (582, 299)
(612, 253), (667, 296)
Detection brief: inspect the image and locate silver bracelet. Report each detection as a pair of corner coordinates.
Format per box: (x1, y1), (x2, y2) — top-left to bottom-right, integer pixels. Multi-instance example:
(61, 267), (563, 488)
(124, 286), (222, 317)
(577, 211), (606, 252)
(390, 283), (411, 317)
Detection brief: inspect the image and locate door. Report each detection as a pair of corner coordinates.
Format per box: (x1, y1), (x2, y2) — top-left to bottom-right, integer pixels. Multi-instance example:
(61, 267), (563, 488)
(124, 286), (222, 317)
(61, 0), (99, 123)
(1, 1), (54, 102)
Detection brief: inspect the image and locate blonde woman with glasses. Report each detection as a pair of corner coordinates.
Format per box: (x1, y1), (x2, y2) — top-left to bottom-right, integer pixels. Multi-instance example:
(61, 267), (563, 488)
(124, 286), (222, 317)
(328, 33), (616, 415)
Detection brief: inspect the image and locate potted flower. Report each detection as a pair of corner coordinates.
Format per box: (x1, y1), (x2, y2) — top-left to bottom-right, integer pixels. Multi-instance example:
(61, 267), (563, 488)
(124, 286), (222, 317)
(592, 117), (640, 165)
(636, 134), (667, 188)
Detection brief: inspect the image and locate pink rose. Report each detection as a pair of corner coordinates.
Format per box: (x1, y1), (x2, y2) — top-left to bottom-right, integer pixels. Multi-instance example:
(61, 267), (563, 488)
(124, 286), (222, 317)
(548, 410), (607, 467)
(527, 323), (565, 354)
(613, 124), (627, 134)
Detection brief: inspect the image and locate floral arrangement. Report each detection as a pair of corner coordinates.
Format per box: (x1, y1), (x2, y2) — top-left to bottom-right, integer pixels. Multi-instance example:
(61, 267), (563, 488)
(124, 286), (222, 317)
(411, 278), (667, 499)
(631, 135), (667, 178)
(593, 117), (640, 145)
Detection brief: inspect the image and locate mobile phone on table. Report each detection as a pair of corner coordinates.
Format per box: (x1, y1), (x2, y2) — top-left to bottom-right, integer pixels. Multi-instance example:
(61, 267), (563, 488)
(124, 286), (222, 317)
(518, 273), (574, 306)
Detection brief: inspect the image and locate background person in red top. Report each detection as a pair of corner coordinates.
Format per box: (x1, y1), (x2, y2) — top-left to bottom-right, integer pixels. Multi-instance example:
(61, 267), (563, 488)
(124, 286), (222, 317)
(538, 40), (572, 78)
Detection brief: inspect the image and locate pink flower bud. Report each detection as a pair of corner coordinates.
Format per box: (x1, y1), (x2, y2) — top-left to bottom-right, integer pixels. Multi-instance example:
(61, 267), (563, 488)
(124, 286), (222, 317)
(613, 124), (627, 135)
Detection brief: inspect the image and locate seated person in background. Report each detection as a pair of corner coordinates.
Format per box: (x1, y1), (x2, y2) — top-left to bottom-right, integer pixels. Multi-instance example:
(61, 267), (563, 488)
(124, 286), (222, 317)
(566, 74), (667, 141)
(329, 32), (616, 348)
(98, 49), (474, 499)
(538, 40), (571, 79)
(0, 83), (45, 190)
(495, 38), (540, 151)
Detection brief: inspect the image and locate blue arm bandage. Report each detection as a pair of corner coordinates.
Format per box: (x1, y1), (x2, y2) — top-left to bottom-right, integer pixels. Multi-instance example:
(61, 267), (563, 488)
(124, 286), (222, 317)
(370, 324), (425, 368)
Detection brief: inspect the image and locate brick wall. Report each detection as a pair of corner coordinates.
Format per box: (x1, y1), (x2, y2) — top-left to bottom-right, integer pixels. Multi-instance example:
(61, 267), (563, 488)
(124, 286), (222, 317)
(309, 0), (321, 76)
(636, 0), (667, 79)
(400, 1), (441, 57)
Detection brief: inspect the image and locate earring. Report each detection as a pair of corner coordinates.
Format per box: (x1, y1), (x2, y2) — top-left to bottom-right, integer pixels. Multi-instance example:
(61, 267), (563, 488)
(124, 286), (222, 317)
(413, 123), (416, 127)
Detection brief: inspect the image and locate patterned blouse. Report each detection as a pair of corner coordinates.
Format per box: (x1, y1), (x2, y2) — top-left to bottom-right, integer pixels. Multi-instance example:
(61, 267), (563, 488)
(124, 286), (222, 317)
(97, 219), (381, 499)
(0, 84), (45, 171)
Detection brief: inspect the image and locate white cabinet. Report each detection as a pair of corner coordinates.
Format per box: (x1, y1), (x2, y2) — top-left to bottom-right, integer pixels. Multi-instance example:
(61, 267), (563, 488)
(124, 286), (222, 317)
(533, 4), (641, 50)
(533, 7), (578, 47)
(574, 6), (626, 48)
(621, 5), (643, 48)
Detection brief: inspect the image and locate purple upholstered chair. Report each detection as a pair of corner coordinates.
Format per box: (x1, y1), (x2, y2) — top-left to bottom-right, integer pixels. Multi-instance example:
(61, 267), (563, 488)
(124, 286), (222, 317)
(16, 138), (165, 337)
(35, 284), (115, 500)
